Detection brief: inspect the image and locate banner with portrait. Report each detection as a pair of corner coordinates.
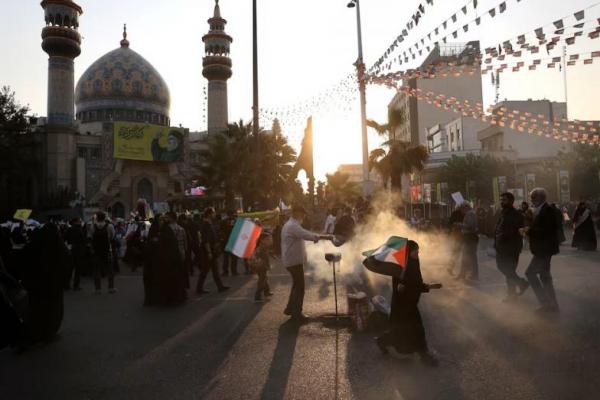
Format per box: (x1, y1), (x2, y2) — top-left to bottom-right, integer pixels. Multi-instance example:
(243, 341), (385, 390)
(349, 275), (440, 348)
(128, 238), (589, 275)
(113, 123), (185, 162)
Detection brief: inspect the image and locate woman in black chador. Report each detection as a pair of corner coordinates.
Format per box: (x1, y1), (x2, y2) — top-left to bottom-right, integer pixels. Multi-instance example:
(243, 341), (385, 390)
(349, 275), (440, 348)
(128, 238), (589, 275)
(375, 241), (439, 366)
(572, 202), (597, 251)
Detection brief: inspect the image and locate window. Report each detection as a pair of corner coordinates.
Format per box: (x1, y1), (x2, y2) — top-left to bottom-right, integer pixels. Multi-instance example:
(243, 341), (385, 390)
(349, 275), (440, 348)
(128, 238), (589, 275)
(90, 147), (101, 161)
(78, 147), (87, 159)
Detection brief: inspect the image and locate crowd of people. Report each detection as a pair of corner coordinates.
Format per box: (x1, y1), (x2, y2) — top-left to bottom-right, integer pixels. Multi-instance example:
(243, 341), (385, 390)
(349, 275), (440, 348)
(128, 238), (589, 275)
(1, 188), (599, 364)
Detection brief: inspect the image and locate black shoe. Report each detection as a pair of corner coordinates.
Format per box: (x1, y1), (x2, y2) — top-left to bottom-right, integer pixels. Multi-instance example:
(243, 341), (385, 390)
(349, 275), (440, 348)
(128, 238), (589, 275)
(73, 286), (82, 291)
(222, 271), (229, 277)
(218, 286), (230, 293)
(196, 289), (210, 296)
(419, 351), (439, 367)
(375, 337), (389, 355)
(232, 272), (239, 276)
(284, 309), (292, 316)
(518, 279), (530, 296)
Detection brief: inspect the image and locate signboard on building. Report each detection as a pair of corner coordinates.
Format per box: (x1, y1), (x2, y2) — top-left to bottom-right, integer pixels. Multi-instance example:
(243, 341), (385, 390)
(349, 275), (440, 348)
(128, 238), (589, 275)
(410, 185), (422, 203)
(558, 170), (570, 203)
(113, 123), (185, 162)
(423, 184), (432, 204)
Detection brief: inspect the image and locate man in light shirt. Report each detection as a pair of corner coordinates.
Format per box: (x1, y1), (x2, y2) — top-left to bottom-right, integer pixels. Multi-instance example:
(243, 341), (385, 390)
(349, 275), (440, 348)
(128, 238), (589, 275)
(282, 205), (332, 322)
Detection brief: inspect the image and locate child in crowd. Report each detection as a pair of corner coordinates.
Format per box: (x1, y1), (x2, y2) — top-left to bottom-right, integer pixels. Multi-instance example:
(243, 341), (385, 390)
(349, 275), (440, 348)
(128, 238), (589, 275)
(250, 231), (274, 302)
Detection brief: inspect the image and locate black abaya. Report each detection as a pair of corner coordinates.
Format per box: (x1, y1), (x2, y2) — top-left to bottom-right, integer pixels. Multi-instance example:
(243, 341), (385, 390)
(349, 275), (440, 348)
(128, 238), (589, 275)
(380, 257), (430, 354)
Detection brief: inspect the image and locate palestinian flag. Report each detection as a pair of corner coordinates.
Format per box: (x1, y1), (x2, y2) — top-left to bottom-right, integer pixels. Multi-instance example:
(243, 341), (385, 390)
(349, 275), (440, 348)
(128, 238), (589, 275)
(362, 236), (409, 278)
(225, 218), (262, 259)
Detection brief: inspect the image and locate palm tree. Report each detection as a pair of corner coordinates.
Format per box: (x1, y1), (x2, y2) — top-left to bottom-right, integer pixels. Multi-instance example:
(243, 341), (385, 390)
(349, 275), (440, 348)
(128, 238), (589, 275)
(367, 108), (428, 191)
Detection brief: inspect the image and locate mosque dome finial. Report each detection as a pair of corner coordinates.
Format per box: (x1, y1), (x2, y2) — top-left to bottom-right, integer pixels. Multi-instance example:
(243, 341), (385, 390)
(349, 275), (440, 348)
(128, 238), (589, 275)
(120, 23), (129, 48)
(213, 0), (221, 18)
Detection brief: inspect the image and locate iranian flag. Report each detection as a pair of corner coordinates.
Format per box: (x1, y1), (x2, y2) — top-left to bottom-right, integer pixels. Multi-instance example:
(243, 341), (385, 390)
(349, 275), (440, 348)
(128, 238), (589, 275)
(362, 236), (409, 278)
(225, 218), (262, 259)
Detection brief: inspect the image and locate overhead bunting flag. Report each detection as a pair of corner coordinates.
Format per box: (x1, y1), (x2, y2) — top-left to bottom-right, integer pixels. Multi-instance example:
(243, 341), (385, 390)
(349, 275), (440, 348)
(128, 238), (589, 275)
(574, 10), (585, 21)
(362, 236), (410, 278)
(499, 2), (506, 13)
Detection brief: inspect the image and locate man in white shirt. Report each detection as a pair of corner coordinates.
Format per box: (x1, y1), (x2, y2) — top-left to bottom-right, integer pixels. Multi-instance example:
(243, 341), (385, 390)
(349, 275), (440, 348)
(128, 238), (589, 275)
(282, 205), (332, 321)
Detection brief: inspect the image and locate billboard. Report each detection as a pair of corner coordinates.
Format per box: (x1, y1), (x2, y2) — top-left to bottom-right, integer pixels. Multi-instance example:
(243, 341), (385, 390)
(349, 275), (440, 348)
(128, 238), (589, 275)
(113, 123), (185, 162)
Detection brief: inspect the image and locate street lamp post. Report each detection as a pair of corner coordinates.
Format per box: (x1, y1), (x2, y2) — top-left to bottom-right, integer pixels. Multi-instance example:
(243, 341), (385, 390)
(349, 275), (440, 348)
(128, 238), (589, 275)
(252, 0), (259, 136)
(348, 0), (370, 198)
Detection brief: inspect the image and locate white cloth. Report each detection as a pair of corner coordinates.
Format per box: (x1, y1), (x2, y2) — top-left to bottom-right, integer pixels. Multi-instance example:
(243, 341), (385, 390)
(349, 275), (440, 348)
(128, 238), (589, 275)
(323, 214), (336, 234)
(281, 217), (320, 268)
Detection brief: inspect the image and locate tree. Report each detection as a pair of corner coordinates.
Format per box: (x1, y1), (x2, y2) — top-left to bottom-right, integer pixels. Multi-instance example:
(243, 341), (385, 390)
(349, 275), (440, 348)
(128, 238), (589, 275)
(367, 108), (429, 190)
(557, 144), (600, 200)
(198, 119), (298, 211)
(0, 86), (41, 218)
(325, 171), (359, 205)
(436, 154), (514, 202)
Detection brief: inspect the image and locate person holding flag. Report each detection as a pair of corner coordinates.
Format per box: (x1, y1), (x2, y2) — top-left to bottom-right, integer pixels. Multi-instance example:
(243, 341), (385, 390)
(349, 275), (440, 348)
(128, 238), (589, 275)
(363, 238), (440, 365)
(281, 205), (333, 322)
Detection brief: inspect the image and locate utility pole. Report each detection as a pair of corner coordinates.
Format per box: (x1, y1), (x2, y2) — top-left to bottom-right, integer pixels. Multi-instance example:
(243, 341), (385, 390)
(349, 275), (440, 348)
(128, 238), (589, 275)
(252, 0), (259, 136)
(562, 46), (568, 119)
(348, 0), (370, 198)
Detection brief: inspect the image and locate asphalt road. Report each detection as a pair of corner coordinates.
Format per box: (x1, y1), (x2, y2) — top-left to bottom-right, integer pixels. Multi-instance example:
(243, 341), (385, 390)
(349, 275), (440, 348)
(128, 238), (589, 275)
(1, 237), (600, 400)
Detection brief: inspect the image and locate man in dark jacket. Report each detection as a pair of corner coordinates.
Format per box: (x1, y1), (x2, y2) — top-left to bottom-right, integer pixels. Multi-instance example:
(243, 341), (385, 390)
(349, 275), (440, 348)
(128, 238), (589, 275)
(196, 208), (229, 295)
(494, 192), (528, 301)
(522, 188), (560, 313)
(64, 218), (87, 291)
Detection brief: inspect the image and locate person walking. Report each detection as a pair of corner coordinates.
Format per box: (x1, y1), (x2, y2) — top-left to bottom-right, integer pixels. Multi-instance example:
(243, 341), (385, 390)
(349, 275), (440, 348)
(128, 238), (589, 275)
(220, 212), (239, 276)
(447, 205), (465, 276)
(572, 202), (597, 251)
(249, 231), (274, 302)
(64, 217), (86, 291)
(456, 203), (479, 282)
(521, 188), (560, 314)
(281, 205), (332, 322)
(375, 241), (439, 366)
(494, 192), (529, 302)
(196, 208), (230, 295)
(89, 212), (116, 294)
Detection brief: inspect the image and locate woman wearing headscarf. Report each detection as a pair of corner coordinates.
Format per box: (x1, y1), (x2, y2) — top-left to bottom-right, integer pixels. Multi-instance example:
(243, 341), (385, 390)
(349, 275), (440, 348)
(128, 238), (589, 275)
(143, 215), (162, 306)
(572, 202), (597, 251)
(375, 240), (440, 366)
(22, 222), (69, 343)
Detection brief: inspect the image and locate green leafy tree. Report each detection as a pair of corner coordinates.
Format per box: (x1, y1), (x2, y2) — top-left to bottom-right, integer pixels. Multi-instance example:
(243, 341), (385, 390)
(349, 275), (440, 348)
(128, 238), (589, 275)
(437, 154), (514, 202)
(0, 86), (41, 218)
(557, 144), (600, 200)
(199, 119), (298, 211)
(367, 108), (429, 190)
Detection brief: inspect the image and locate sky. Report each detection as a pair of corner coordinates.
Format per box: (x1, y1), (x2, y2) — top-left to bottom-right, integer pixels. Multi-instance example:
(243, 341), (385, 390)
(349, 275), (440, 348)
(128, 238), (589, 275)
(1, 0), (600, 180)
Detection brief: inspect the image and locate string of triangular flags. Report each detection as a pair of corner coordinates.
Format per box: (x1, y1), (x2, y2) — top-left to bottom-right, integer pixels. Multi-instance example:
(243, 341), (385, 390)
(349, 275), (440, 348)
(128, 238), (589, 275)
(378, 83), (600, 146)
(371, 0), (529, 74)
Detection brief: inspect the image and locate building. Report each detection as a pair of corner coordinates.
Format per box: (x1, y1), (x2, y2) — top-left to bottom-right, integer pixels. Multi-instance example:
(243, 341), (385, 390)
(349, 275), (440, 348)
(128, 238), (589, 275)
(388, 41), (487, 152)
(202, 0), (232, 134)
(478, 100), (570, 160)
(30, 0), (228, 218)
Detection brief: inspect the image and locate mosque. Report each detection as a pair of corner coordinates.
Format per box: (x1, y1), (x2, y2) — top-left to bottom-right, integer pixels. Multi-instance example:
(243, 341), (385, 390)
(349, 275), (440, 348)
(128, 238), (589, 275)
(35, 0), (231, 218)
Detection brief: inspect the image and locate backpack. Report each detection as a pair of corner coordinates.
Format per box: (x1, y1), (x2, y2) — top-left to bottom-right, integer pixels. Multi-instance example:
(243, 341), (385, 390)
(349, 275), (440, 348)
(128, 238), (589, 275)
(92, 224), (110, 255)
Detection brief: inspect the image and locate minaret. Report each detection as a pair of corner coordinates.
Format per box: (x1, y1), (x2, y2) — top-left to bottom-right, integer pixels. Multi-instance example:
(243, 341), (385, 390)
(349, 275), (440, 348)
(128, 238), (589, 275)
(41, 0), (83, 189)
(202, 0), (232, 134)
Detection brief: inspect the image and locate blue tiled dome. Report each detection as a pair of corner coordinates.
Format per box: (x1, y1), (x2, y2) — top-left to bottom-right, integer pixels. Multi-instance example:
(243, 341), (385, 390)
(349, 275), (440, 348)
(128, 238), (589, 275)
(75, 39), (170, 124)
